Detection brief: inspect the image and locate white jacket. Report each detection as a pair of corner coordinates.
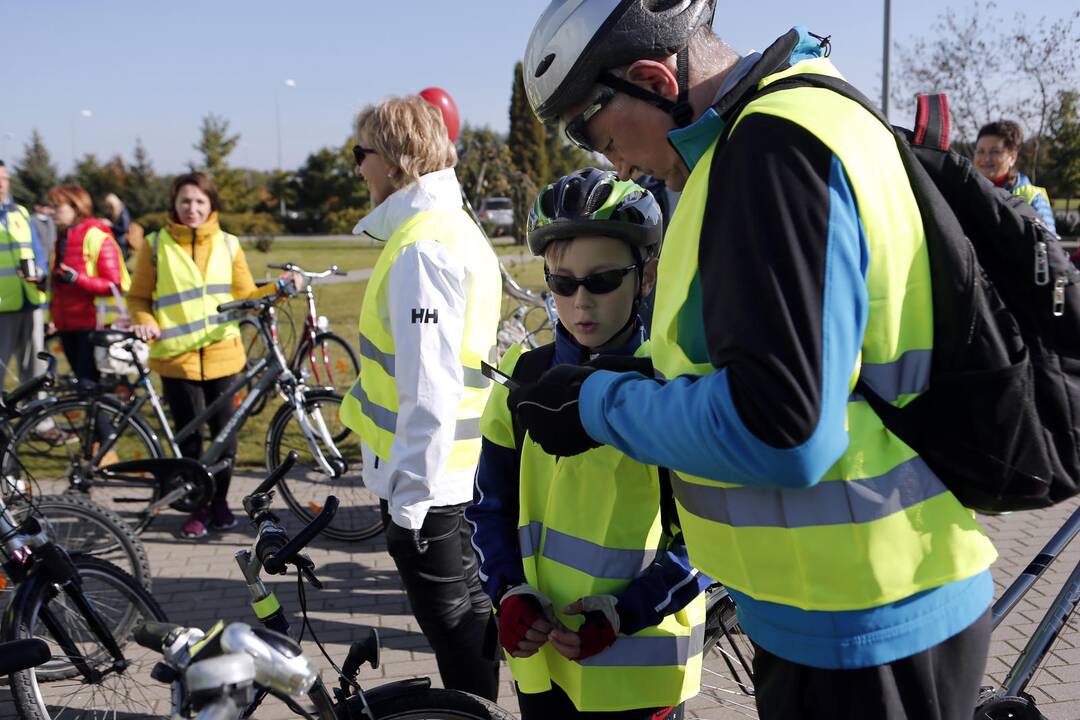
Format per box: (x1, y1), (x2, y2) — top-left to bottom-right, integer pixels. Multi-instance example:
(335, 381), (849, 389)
(352, 169), (491, 530)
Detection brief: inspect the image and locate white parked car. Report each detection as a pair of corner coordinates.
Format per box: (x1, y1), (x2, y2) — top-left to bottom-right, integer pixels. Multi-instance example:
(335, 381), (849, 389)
(477, 197), (514, 235)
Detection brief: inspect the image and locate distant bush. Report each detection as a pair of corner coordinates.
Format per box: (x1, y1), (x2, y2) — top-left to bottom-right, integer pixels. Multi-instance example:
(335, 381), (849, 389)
(133, 211), (284, 237)
(326, 207), (369, 235)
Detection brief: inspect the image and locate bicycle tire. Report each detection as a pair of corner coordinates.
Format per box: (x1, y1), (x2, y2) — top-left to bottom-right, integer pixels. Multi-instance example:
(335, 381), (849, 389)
(5, 556), (171, 720)
(7, 493), (152, 591)
(240, 316), (271, 416)
(701, 586), (757, 717)
(294, 331), (360, 398)
(3, 396), (165, 533)
(265, 389), (383, 541)
(362, 687), (516, 720)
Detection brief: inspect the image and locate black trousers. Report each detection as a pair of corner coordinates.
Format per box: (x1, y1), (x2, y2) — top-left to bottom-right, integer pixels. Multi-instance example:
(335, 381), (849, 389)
(59, 330), (110, 444)
(517, 681), (684, 720)
(380, 500), (499, 701)
(753, 610), (991, 720)
(160, 374), (238, 504)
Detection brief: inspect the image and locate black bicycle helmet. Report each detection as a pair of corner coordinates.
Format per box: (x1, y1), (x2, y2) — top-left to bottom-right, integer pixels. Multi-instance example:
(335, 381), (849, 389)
(524, 0), (717, 124)
(527, 168), (663, 259)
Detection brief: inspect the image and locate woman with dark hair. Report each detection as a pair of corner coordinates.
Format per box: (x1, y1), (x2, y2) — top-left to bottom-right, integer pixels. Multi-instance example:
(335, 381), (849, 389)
(128, 172), (302, 539)
(48, 184), (129, 458)
(975, 120), (1058, 232)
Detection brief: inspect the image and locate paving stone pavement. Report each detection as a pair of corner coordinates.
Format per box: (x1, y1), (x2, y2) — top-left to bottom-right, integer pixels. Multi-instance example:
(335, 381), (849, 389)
(3, 480), (1080, 719)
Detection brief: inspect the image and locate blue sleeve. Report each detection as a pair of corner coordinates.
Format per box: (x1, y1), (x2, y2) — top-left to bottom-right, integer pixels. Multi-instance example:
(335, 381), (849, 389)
(614, 533), (713, 636)
(580, 153), (868, 489)
(1030, 192), (1057, 234)
(465, 439), (526, 602)
(28, 217), (45, 267)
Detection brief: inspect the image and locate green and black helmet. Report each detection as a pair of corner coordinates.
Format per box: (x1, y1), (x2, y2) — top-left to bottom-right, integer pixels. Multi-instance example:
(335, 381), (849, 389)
(527, 168), (663, 259)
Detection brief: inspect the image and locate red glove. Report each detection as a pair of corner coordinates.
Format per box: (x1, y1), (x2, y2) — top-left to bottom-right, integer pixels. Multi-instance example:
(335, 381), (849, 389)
(574, 611), (618, 661)
(498, 587), (554, 657)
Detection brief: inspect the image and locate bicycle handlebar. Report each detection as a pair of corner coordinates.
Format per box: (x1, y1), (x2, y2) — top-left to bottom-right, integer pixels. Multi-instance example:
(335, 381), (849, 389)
(253, 451), (298, 496)
(217, 297), (274, 314)
(267, 262), (346, 279)
(0, 639), (51, 674)
(263, 497), (339, 575)
(135, 621), (184, 651)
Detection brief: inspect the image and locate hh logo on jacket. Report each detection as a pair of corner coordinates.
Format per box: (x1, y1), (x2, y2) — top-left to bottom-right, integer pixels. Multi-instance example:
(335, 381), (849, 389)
(411, 308), (438, 324)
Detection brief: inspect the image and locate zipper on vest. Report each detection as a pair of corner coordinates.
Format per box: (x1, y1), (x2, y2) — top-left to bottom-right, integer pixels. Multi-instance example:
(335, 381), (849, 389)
(191, 227), (206, 381)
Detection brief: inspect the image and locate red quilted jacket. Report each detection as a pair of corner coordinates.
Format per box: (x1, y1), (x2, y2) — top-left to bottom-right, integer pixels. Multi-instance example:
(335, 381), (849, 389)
(50, 218), (124, 331)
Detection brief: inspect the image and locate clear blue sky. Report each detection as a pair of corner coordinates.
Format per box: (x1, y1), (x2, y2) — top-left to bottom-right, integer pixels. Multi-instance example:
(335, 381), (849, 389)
(5, 0), (1076, 174)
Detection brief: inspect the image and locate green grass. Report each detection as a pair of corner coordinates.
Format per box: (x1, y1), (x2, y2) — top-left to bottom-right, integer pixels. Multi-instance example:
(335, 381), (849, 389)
(242, 241), (383, 278)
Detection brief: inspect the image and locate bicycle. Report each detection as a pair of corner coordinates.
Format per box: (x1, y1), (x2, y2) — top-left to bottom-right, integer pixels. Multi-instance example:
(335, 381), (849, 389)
(0, 500), (169, 719)
(497, 264), (558, 357)
(240, 262), (360, 415)
(136, 452), (516, 720)
(4, 295), (381, 541)
(701, 585), (757, 718)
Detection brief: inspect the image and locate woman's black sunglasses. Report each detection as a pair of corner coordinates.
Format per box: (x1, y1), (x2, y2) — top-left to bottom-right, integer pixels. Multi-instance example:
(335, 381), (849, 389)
(352, 145), (377, 166)
(545, 264), (637, 297)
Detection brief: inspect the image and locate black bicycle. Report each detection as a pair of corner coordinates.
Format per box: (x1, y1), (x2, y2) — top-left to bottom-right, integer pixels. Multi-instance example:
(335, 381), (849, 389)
(4, 295), (381, 541)
(136, 452), (515, 720)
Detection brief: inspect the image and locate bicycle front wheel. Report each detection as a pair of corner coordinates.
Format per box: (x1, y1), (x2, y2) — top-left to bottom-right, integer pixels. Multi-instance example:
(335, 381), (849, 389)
(295, 331), (360, 398)
(361, 687), (516, 719)
(266, 389), (383, 541)
(5, 556), (171, 720)
(700, 586), (757, 717)
(3, 397), (165, 533)
(8, 493), (152, 591)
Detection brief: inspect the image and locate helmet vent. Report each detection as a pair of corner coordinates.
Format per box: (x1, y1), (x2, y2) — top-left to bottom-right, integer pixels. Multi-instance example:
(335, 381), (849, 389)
(535, 53), (556, 78)
(644, 0), (692, 13)
(584, 181), (613, 215)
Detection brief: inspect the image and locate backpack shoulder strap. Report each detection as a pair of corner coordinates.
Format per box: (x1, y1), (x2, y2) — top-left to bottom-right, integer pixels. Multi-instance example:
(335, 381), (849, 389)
(914, 94), (951, 150)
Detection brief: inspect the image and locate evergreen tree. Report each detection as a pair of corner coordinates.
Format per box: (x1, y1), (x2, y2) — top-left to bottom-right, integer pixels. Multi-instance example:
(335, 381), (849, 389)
(13, 130), (59, 206)
(508, 62), (548, 188)
(193, 114), (258, 212)
(68, 154), (127, 213)
(127, 138), (168, 218)
(545, 122), (593, 179)
(1045, 90), (1080, 227)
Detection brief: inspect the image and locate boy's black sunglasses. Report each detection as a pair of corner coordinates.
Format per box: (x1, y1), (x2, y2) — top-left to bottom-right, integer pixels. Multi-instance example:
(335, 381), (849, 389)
(352, 145), (377, 166)
(545, 264), (637, 297)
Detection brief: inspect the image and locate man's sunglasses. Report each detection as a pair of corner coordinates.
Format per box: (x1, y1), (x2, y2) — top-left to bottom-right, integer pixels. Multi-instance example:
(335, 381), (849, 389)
(545, 264), (637, 297)
(352, 145), (377, 166)
(563, 87), (615, 153)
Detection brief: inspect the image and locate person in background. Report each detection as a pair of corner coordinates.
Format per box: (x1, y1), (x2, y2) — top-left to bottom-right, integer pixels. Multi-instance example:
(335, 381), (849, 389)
(468, 169), (708, 719)
(0, 161), (48, 396)
(975, 120), (1058, 233)
(103, 193), (133, 259)
(128, 172), (301, 539)
(338, 95), (502, 701)
(30, 202), (57, 271)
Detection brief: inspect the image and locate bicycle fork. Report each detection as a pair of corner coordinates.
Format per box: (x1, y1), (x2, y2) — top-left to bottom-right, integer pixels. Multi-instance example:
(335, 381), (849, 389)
(289, 389), (345, 478)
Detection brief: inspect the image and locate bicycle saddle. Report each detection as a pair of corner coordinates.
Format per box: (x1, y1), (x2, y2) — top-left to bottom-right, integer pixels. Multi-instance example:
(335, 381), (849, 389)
(89, 329), (136, 347)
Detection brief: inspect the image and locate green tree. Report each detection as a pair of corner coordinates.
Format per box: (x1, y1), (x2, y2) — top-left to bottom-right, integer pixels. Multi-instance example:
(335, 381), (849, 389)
(68, 154), (127, 212)
(456, 125), (514, 207)
(127, 138), (169, 218)
(193, 114), (258, 212)
(1045, 90), (1080, 222)
(13, 130), (59, 206)
(292, 141), (370, 233)
(508, 62), (548, 188)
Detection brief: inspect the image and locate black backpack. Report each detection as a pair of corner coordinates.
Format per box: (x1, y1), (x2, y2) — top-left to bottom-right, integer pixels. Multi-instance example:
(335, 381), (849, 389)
(750, 74), (1080, 513)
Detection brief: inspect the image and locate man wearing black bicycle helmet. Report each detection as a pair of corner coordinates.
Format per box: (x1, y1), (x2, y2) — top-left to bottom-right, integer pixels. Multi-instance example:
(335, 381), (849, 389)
(469, 170), (709, 718)
(513, 4), (998, 719)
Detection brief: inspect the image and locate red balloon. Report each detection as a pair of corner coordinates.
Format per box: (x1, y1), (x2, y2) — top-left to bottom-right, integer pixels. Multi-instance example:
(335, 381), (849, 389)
(419, 87), (461, 143)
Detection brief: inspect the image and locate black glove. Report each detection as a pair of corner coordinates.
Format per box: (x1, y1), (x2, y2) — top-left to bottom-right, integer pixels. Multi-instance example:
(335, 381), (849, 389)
(54, 265), (78, 284)
(508, 363), (601, 457)
(584, 354), (654, 377)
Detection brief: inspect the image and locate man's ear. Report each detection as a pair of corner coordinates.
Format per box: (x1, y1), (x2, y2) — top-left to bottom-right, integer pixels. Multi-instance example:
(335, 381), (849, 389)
(641, 256), (659, 297)
(625, 58), (680, 101)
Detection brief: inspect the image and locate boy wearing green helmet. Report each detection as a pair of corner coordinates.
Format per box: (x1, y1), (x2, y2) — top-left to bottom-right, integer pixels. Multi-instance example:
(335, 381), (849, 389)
(466, 169), (710, 719)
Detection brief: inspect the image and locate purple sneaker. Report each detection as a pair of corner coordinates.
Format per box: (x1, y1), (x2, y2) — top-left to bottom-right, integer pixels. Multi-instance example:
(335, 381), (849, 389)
(181, 508), (210, 539)
(209, 499), (237, 531)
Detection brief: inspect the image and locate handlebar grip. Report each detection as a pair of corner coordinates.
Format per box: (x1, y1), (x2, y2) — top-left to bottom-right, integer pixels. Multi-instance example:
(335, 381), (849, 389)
(3, 354), (57, 408)
(256, 528), (290, 573)
(263, 496), (339, 574)
(135, 621), (183, 651)
(252, 452), (298, 497)
(216, 298), (253, 313)
(267, 262), (291, 271)
(0, 639), (51, 674)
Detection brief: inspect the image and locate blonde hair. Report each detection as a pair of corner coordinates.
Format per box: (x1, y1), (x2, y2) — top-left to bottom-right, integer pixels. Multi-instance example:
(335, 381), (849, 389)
(355, 95), (457, 190)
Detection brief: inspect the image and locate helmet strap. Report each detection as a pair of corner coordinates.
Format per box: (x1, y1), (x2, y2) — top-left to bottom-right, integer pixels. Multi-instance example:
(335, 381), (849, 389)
(598, 47), (694, 129)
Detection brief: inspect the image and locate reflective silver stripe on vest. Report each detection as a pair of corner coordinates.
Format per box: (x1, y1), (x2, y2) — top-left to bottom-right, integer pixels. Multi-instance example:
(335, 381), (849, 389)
(580, 623), (706, 667)
(463, 366), (491, 389)
(358, 333), (395, 377)
(518, 521), (543, 558)
(850, 349), (932, 402)
(0, 267), (19, 277)
(672, 456), (948, 529)
(542, 527), (654, 580)
(455, 417), (481, 440)
(154, 284), (233, 311)
(349, 382), (399, 433)
(158, 313), (237, 340)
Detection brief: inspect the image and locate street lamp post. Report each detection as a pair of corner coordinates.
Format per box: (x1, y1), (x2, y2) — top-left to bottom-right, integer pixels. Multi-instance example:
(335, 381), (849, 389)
(70, 109), (93, 168)
(275, 79), (296, 217)
(882, 0), (892, 116)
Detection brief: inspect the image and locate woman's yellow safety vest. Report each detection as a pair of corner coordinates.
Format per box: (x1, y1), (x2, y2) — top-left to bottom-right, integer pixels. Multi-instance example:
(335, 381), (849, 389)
(83, 226), (132, 326)
(1012, 182), (1052, 211)
(0, 205), (45, 312)
(150, 228), (239, 359)
(482, 344), (704, 712)
(651, 57), (997, 612)
(339, 208), (501, 470)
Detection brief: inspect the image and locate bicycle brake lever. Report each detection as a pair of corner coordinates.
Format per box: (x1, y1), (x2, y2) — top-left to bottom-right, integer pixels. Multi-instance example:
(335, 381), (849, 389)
(296, 555), (323, 590)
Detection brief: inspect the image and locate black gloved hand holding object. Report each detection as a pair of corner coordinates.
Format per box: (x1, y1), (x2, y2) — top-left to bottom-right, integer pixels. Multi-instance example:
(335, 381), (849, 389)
(508, 363), (600, 457)
(584, 354), (654, 377)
